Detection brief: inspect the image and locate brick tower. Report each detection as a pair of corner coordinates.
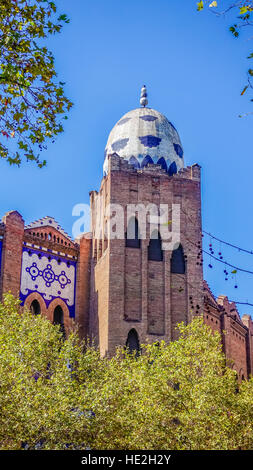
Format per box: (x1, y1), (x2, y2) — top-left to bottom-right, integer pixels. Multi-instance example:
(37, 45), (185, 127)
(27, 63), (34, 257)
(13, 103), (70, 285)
(89, 87), (203, 356)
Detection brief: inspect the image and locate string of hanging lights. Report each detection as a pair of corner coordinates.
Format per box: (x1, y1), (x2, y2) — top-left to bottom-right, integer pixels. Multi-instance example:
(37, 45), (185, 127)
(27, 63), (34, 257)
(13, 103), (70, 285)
(173, 207), (253, 308)
(202, 230), (253, 255)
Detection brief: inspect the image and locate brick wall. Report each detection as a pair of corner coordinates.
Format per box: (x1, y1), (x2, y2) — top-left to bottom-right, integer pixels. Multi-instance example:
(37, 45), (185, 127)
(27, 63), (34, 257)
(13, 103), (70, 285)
(0, 211), (24, 299)
(75, 233), (92, 339)
(204, 283), (250, 380)
(89, 154), (203, 356)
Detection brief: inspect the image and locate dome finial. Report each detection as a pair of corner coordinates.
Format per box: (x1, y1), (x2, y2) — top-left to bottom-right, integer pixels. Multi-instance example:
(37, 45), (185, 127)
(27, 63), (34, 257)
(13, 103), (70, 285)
(140, 85), (148, 107)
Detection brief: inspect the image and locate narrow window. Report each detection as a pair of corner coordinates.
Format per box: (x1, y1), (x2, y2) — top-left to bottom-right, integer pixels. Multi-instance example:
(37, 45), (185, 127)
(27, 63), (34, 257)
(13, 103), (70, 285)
(171, 243), (185, 274)
(125, 217), (140, 248)
(30, 299), (41, 315)
(148, 230), (163, 261)
(53, 305), (66, 339)
(126, 329), (140, 355)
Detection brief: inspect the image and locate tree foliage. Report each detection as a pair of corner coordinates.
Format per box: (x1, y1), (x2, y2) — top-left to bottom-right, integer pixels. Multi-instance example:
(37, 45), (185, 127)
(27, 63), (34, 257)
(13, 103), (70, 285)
(0, 0), (72, 167)
(196, 1), (253, 113)
(0, 293), (253, 450)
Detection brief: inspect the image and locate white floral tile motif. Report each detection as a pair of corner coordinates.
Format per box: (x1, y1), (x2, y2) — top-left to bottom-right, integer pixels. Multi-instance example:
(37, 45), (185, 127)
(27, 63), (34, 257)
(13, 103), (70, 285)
(20, 248), (76, 317)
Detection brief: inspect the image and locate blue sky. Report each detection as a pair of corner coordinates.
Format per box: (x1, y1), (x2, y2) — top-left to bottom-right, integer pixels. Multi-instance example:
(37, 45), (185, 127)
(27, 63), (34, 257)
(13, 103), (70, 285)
(0, 0), (252, 314)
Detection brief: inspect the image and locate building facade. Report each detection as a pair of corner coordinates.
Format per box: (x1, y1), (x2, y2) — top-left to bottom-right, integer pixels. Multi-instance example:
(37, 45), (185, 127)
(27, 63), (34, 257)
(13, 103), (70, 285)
(0, 86), (252, 379)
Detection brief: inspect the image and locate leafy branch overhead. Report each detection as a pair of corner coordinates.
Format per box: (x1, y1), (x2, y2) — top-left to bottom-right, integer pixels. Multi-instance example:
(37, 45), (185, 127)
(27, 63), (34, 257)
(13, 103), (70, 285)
(0, 0), (73, 167)
(196, 1), (253, 112)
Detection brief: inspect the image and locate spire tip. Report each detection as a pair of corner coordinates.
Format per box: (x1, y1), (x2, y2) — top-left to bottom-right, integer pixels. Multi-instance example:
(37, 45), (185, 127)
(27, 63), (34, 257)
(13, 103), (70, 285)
(140, 85), (148, 107)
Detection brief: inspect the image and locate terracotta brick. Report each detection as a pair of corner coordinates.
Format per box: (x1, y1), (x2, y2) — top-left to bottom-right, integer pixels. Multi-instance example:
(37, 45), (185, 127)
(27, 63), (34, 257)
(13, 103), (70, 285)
(89, 154), (203, 356)
(0, 211), (24, 299)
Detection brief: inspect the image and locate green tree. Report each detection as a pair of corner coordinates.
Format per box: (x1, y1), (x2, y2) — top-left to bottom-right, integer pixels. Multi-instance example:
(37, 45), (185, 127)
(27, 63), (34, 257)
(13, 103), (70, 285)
(87, 319), (252, 450)
(196, 1), (253, 114)
(0, 293), (252, 450)
(0, 293), (95, 449)
(0, 0), (72, 167)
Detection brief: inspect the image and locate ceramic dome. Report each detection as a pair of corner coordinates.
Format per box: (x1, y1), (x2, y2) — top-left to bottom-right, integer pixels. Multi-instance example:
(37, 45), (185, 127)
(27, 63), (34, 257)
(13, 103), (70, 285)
(103, 86), (184, 176)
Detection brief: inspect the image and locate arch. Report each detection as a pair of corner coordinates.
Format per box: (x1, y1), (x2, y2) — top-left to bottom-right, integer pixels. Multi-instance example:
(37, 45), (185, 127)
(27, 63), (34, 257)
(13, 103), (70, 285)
(168, 161), (177, 176)
(53, 305), (66, 339)
(24, 292), (47, 318)
(141, 155), (153, 168)
(128, 156), (140, 169)
(157, 157), (167, 171)
(125, 217), (140, 248)
(30, 299), (41, 315)
(239, 368), (246, 382)
(126, 329), (140, 355)
(47, 297), (73, 337)
(171, 243), (185, 274)
(148, 230), (163, 261)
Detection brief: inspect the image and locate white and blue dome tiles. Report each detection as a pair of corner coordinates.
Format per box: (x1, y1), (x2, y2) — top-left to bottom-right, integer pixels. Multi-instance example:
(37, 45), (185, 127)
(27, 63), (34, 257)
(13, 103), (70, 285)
(103, 107), (184, 176)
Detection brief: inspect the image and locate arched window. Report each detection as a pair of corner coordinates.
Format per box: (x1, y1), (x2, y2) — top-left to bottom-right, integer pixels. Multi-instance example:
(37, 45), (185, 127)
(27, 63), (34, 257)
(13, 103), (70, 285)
(126, 329), (140, 355)
(148, 230), (163, 261)
(171, 243), (185, 274)
(53, 305), (66, 339)
(125, 217), (140, 248)
(30, 299), (41, 315)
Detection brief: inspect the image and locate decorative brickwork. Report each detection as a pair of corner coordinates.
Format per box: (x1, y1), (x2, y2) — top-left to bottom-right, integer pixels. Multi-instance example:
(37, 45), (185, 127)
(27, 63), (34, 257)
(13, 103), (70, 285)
(89, 154), (204, 355)
(0, 105), (252, 379)
(204, 281), (250, 380)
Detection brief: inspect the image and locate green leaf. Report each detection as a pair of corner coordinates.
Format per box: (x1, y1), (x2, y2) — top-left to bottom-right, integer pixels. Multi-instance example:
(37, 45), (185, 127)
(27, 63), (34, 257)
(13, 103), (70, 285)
(229, 26), (239, 38)
(0, 0), (73, 168)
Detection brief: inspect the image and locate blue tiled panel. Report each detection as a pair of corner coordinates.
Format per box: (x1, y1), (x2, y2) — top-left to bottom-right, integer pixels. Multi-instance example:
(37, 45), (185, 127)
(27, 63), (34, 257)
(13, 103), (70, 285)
(141, 155), (153, 168)
(139, 115), (157, 121)
(173, 143), (183, 158)
(19, 247), (77, 318)
(129, 156), (140, 168)
(117, 117), (131, 126)
(168, 161), (177, 176)
(111, 138), (129, 151)
(157, 157), (167, 171)
(139, 135), (161, 148)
